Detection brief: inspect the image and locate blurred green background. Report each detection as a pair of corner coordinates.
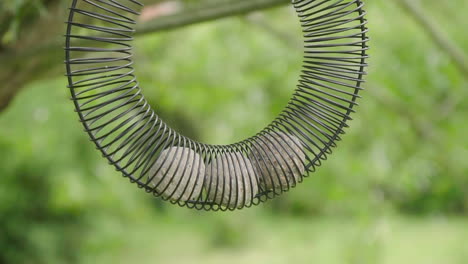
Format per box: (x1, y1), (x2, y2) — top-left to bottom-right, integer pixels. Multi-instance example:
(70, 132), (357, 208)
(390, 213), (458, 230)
(1, 0), (467, 263)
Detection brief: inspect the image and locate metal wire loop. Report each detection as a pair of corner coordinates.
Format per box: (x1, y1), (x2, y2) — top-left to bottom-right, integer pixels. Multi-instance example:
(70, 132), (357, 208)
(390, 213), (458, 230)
(64, 0), (369, 211)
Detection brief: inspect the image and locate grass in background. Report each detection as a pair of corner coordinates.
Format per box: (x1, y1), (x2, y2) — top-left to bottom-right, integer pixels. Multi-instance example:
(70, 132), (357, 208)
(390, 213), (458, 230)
(81, 212), (468, 264)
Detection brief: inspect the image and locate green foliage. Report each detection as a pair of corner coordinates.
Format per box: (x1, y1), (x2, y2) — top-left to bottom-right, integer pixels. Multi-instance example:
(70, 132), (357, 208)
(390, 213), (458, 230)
(0, 0), (467, 263)
(0, 0), (53, 45)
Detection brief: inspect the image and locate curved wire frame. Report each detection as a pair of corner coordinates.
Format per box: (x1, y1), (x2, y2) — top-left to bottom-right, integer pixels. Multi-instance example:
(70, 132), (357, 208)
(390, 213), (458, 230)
(64, 0), (369, 211)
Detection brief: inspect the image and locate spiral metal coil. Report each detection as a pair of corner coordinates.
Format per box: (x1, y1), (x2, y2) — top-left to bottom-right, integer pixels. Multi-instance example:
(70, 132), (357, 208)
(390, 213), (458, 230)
(64, 0), (369, 211)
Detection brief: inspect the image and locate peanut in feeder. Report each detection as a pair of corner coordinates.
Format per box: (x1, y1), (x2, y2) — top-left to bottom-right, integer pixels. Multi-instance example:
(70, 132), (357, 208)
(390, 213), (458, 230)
(205, 152), (259, 209)
(251, 132), (306, 192)
(148, 147), (204, 202)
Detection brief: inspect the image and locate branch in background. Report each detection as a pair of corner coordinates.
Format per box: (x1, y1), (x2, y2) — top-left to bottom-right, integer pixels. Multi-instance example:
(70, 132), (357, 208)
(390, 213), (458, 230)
(136, 0), (288, 34)
(1, 0), (289, 62)
(395, 0), (468, 78)
(245, 13), (302, 48)
(0, 0), (289, 113)
(140, 1), (181, 22)
(366, 85), (438, 142)
(0, 14), (13, 50)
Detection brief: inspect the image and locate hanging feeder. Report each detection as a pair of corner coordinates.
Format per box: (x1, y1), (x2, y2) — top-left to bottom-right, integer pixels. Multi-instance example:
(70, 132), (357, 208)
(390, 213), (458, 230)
(64, 0), (369, 211)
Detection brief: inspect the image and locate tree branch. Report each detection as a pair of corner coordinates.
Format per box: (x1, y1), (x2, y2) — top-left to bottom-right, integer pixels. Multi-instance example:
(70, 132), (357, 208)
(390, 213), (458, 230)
(0, 0), (290, 112)
(395, 0), (468, 78)
(136, 0), (289, 34)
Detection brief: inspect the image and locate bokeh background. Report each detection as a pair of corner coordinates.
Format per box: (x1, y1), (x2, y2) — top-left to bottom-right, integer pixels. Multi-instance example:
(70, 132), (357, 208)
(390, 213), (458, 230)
(1, 0), (467, 263)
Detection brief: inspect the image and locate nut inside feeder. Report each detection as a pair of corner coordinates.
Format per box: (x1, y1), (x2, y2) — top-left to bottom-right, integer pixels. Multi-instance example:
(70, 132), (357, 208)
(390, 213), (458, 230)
(251, 132), (306, 192)
(205, 152), (259, 209)
(148, 146), (205, 202)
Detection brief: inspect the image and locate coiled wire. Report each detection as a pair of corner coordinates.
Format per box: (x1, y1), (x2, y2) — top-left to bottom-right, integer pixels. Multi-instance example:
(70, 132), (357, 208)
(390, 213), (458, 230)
(64, 0), (369, 211)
